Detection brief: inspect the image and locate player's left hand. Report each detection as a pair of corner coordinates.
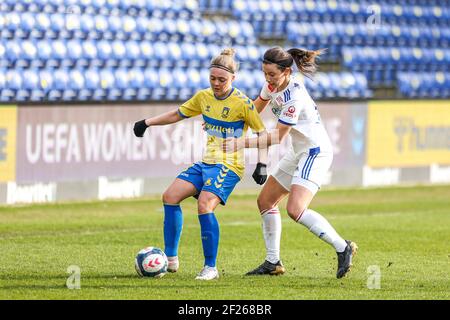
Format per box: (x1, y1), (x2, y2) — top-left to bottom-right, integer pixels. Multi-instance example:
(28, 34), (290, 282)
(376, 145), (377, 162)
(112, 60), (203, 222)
(222, 137), (243, 153)
(252, 163), (267, 185)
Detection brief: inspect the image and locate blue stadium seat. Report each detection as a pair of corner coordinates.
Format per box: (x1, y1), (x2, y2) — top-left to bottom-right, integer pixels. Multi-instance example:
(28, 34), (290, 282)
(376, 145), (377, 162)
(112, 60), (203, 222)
(78, 68), (99, 100)
(33, 13), (51, 38)
(79, 14), (96, 39)
(65, 40), (83, 68)
(1, 70), (21, 102)
(124, 68), (144, 100)
(94, 15), (110, 39)
(196, 43), (210, 66)
(154, 68), (174, 100)
(38, 68), (53, 91)
(135, 16), (149, 40)
(171, 68), (189, 100)
(122, 15), (137, 39)
(124, 41), (141, 65)
(108, 15), (123, 37)
(111, 40), (127, 66)
(108, 68), (129, 100)
(199, 69), (210, 89)
(0, 68), (5, 88)
(48, 69), (69, 101)
(6, 12), (21, 33)
(20, 40), (37, 68)
(166, 43), (182, 66)
(137, 67), (157, 100)
(180, 42), (198, 68)
(153, 42), (170, 68)
(96, 40), (112, 66)
(0, 41), (6, 68)
(18, 13), (35, 36)
(5, 41), (22, 64)
(82, 40), (99, 66)
(185, 68), (202, 91)
(62, 69), (85, 101)
(91, 68), (114, 101)
(51, 40), (67, 62)
(50, 14), (65, 35)
(139, 42), (154, 67)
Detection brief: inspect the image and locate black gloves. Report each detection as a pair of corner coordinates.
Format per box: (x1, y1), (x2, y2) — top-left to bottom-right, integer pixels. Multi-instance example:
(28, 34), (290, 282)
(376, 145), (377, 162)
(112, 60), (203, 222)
(252, 162), (267, 185)
(133, 119), (149, 137)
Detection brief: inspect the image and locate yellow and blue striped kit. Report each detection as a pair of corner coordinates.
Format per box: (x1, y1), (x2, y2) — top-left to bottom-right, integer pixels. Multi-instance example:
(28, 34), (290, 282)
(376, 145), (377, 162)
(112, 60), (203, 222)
(177, 87), (265, 178)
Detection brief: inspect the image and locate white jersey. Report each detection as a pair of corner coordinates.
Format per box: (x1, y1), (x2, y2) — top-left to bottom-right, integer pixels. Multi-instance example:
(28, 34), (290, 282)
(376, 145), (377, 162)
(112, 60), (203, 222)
(259, 73), (332, 154)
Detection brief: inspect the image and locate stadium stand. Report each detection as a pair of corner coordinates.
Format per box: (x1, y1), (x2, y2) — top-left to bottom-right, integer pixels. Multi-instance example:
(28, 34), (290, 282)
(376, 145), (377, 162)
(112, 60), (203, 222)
(0, 0), (449, 102)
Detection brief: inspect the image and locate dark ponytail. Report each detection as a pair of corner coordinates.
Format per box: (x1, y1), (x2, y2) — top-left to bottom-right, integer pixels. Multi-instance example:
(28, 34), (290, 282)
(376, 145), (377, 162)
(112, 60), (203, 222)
(287, 48), (325, 78)
(263, 46), (325, 78)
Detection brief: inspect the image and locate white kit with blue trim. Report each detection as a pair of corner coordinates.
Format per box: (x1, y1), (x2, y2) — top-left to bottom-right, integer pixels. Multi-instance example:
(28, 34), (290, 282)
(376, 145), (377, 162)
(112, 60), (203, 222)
(259, 73), (333, 194)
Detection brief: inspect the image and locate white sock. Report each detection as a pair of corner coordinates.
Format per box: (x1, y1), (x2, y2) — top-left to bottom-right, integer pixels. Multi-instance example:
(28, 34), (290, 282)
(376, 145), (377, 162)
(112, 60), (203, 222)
(261, 207), (282, 264)
(297, 209), (347, 253)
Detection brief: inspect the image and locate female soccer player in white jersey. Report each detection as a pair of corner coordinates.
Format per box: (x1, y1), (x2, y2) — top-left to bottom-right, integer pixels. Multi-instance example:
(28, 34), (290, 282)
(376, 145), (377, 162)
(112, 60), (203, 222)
(223, 47), (357, 279)
(133, 49), (267, 280)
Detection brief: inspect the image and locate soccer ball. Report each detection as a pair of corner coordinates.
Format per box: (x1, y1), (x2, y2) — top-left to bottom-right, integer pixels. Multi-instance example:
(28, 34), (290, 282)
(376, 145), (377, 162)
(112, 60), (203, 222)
(135, 247), (168, 278)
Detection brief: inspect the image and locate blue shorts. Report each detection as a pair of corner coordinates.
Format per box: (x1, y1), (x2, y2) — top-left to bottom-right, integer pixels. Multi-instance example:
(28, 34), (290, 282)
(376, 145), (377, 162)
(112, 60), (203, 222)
(177, 162), (241, 205)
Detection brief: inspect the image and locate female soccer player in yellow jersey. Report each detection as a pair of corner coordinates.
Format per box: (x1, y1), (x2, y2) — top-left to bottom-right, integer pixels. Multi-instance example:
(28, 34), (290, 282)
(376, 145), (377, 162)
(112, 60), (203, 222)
(223, 47), (357, 279)
(133, 49), (267, 280)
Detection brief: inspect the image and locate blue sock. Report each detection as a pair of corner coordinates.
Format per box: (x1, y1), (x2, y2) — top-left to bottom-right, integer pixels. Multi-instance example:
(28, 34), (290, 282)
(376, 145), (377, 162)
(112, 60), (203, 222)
(198, 213), (220, 268)
(163, 204), (183, 257)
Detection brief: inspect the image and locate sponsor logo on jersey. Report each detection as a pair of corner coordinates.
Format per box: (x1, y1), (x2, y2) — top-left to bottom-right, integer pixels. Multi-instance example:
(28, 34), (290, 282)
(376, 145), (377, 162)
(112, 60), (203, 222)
(283, 106), (296, 118)
(272, 107), (281, 117)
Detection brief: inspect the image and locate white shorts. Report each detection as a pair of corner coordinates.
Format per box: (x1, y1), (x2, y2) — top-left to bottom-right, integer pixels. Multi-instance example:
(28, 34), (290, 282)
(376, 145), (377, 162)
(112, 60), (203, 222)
(272, 146), (333, 195)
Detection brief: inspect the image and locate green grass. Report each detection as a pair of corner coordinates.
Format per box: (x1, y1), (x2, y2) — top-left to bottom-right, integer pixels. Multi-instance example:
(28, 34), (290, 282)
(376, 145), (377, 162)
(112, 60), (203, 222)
(0, 185), (449, 300)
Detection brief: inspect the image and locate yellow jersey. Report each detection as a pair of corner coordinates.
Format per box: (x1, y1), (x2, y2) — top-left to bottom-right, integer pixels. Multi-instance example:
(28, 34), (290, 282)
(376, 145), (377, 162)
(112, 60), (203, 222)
(178, 87), (265, 178)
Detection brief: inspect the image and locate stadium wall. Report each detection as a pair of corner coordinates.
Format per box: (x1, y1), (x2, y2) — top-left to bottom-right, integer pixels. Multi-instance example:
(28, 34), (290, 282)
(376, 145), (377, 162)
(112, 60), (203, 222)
(0, 100), (449, 204)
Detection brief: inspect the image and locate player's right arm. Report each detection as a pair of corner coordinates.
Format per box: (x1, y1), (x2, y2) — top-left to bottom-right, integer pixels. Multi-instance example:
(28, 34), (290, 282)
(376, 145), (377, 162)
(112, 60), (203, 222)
(133, 109), (184, 137)
(145, 109), (184, 126)
(134, 91), (203, 137)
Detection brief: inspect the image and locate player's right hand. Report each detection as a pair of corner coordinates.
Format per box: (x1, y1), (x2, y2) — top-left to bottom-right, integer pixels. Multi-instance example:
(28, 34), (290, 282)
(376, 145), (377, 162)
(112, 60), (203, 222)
(133, 119), (149, 137)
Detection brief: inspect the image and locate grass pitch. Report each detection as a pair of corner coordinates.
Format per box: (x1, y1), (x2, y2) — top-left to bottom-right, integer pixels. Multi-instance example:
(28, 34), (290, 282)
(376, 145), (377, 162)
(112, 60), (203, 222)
(0, 185), (449, 300)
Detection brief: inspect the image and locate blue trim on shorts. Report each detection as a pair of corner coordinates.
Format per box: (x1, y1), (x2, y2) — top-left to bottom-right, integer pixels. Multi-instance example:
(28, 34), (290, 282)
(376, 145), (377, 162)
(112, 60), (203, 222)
(301, 147), (321, 179)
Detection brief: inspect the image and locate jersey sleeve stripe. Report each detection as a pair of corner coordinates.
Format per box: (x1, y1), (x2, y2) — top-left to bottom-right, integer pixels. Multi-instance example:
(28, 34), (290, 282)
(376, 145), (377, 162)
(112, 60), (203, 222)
(278, 119), (295, 126)
(177, 109), (190, 118)
(258, 95), (270, 101)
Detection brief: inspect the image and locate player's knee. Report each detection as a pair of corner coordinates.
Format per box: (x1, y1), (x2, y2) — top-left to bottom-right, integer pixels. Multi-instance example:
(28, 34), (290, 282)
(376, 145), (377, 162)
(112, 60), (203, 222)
(286, 204), (306, 221)
(198, 202), (213, 213)
(257, 195), (274, 212)
(162, 190), (179, 205)
(197, 198), (213, 213)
